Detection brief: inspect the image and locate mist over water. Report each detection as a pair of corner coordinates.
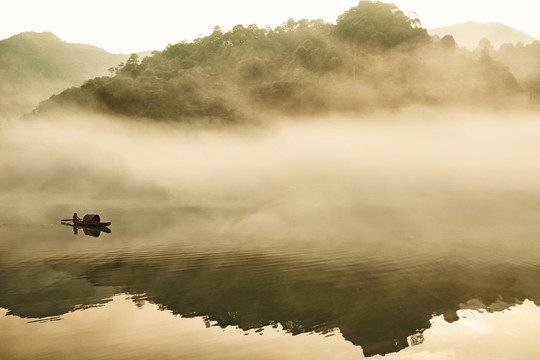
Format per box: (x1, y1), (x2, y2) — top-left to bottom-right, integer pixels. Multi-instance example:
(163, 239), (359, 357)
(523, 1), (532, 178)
(2, 111), (540, 358)
(2, 110), (540, 264)
(4, 110), (540, 204)
(2, 111), (540, 239)
(3, 110), (540, 261)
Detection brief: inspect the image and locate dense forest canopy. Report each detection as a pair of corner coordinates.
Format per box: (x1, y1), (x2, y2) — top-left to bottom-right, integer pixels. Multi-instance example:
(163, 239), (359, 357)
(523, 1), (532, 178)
(35, 1), (540, 123)
(333, 1), (428, 49)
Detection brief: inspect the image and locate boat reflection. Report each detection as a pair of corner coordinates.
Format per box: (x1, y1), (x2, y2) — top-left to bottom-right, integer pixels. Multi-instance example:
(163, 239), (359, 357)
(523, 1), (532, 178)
(61, 222), (112, 237)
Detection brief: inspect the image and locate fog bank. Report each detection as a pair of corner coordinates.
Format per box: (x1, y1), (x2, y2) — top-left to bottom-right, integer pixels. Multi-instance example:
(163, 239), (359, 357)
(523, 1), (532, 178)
(1, 111), (540, 218)
(2, 110), (540, 262)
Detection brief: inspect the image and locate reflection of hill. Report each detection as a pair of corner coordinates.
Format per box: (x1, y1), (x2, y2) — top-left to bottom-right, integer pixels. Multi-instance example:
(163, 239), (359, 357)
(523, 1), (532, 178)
(0, 263), (115, 318)
(1, 251), (532, 357)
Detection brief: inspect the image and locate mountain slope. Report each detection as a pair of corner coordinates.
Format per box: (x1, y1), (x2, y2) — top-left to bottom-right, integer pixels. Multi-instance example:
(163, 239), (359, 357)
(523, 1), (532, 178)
(429, 22), (536, 49)
(36, 19), (525, 123)
(0, 32), (127, 120)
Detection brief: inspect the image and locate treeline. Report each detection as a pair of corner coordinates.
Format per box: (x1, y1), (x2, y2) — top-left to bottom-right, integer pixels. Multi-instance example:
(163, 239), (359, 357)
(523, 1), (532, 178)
(493, 40), (540, 97)
(36, 1), (538, 123)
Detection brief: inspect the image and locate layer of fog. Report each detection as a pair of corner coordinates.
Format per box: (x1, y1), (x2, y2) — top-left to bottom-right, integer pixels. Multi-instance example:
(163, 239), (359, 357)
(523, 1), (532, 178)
(3, 110), (540, 204)
(2, 110), (540, 261)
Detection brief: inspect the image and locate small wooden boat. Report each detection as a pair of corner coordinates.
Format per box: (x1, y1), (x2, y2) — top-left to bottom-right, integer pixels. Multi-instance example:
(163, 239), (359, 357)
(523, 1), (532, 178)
(61, 214), (111, 227)
(74, 220), (112, 227)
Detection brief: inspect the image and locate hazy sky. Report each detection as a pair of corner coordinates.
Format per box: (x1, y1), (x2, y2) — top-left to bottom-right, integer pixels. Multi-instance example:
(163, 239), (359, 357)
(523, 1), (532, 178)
(1, 0), (539, 54)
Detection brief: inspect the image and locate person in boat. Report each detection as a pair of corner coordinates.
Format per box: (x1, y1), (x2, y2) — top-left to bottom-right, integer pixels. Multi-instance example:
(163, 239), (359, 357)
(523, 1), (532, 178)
(73, 212), (79, 223)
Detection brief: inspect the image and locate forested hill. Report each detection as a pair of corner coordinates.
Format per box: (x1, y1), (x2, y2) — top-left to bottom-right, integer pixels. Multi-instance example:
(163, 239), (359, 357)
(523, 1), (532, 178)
(0, 32), (127, 120)
(36, 1), (539, 124)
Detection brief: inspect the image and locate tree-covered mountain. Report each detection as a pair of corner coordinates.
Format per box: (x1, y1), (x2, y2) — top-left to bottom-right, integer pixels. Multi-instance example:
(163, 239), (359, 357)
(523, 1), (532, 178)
(429, 22), (540, 98)
(429, 22), (537, 50)
(35, 1), (535, 124)
(492, 40), (540, 98)
(0, 31), (128, 119)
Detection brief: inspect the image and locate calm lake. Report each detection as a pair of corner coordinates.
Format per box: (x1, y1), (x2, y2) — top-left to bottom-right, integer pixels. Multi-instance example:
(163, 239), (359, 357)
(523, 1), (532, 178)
(1, 115), (540, 359)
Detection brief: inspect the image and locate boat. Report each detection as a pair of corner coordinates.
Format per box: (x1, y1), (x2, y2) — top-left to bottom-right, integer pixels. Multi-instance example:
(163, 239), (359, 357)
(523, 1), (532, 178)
(61, 214), (111, 228)
(74, 220), (111, 227)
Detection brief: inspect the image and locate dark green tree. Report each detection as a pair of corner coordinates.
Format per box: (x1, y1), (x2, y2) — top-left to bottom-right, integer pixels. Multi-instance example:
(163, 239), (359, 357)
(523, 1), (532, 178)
(440, 35), (457, 50)
(119, 53), (141, 77)
(293, 38), (342, 72)
(333, 1), (429, 50)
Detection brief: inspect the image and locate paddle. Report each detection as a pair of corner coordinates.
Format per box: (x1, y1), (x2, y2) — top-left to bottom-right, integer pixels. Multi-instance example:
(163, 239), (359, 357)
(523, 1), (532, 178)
(60, 219), (73, 222)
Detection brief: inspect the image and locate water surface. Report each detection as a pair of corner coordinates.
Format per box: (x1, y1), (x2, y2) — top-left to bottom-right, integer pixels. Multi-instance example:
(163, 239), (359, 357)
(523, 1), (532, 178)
(1, 115), (540, 358)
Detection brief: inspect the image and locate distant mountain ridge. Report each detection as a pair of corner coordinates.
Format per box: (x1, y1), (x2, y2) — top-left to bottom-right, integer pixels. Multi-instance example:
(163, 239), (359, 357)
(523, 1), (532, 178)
(429, 22), (537, 49)
(0, 32), (129, 120)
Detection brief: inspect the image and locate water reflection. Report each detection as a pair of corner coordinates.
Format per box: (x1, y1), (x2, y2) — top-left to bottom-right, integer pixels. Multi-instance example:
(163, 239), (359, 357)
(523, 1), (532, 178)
(1, 195), (540, 358)
(1, 248), (539, 357)
(61, 222), (112, 237)
(2, 294), (540, 360)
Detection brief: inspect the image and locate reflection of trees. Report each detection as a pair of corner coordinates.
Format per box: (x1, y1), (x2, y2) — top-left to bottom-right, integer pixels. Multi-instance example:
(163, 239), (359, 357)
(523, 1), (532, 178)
(21, 251), (537, 357)
(0, 263), (115, 318)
